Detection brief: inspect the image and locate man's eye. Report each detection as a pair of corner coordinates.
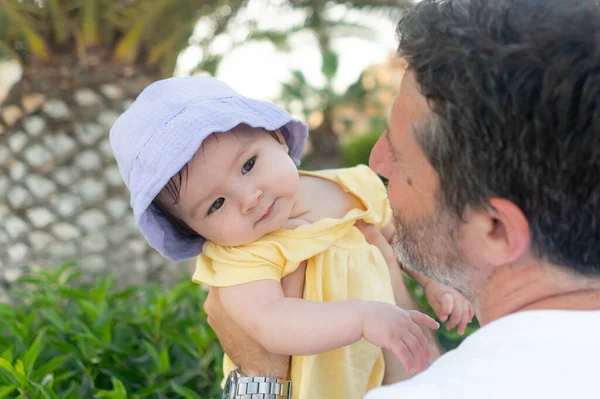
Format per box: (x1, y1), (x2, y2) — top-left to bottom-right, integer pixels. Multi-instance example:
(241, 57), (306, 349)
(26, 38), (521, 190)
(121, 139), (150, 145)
(242, 156), (256, 175)
(208, 198), (225, 215)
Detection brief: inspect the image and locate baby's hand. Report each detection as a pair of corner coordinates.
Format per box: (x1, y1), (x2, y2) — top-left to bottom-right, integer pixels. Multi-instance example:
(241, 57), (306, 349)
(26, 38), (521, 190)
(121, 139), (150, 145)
(424, 280), (474, 335)
(362, 303), (439, 372)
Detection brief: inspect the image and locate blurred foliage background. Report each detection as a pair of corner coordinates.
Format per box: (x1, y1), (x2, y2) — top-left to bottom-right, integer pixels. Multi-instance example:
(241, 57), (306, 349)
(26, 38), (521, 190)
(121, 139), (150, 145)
(0, 0), (477, 396)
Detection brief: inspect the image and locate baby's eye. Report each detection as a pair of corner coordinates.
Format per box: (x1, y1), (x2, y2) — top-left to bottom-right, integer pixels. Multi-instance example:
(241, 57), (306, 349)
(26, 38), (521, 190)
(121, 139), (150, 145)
(242, 156), (256, 175)
(208, 197), (225, 215)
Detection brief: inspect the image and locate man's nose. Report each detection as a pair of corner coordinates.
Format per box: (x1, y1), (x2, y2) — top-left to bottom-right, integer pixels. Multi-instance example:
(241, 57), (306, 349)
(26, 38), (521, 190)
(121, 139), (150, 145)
(369, 135), (388, 178)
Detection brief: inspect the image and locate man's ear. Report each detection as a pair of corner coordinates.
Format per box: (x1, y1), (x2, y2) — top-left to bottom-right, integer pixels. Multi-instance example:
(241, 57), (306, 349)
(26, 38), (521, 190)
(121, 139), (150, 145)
(479, 197), (530, 266)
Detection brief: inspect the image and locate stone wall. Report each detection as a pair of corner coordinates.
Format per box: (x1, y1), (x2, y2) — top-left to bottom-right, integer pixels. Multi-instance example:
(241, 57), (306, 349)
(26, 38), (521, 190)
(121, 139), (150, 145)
(0, 72), (191, 293)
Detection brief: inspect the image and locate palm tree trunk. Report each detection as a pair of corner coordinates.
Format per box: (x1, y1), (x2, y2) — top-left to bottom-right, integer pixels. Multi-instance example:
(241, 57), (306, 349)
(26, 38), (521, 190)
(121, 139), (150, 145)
(0, 57), (182, 287)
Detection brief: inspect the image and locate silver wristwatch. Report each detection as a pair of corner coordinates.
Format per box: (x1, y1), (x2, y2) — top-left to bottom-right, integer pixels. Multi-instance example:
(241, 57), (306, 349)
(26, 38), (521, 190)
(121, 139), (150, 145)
(222, 367), (292, 399)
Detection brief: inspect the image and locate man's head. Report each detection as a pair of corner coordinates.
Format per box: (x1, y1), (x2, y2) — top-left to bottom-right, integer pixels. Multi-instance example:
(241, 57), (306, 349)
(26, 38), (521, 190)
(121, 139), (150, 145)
(370, 0), (600, 301)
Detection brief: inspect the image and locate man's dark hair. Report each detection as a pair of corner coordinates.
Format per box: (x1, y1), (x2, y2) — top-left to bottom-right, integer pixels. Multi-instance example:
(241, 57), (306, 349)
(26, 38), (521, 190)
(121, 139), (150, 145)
(397, 0), (600, 275)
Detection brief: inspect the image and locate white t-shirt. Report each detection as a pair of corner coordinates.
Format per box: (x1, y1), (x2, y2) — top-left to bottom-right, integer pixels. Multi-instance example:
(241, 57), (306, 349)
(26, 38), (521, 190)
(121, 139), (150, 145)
(365, 310), (600, 399)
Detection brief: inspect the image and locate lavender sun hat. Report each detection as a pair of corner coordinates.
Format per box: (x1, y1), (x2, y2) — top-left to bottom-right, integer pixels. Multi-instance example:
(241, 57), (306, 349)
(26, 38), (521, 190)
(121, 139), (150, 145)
(109, 76), (308, 261)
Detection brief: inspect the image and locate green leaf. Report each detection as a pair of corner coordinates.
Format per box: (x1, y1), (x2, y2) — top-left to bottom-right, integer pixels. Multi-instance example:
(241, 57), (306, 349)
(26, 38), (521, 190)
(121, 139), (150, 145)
(171, 383), (202, 399)
(23, 328), (46, 377)
(57, 288), (89, 300)
(40, 310), (66, 332)
(33, 354), (71, 382)
(132, 382), (169, 398)
(142, 341), (161, 372)
(53, 370), (79, 384)
(0, 358), (28, 386)
(100, 321), (112, 344)
(108, 287), (138, 303)
(56, 261), (80, 285)
(94, 376), (127, 399)
(1, 347), (13, 365)
(321, 49), (339, 80)
(159, 347), (170, 373)
(0, 385), (18, 399)
(14, 360), (24, 377)
(79, 299), (99, 321)
(30, 379), (59, 399)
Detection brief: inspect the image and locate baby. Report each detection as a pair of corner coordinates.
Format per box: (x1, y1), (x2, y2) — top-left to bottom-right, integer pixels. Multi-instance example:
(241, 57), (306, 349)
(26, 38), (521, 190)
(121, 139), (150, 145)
(110, 76), (473, 399)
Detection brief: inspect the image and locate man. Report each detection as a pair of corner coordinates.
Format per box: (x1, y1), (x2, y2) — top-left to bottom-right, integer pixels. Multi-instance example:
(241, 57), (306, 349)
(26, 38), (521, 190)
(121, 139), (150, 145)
(204, 0), (600, 397)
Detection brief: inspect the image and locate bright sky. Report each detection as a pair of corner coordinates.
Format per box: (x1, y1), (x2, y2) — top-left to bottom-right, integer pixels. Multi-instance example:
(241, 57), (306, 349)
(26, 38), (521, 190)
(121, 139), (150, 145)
(175, 0), (400, 102)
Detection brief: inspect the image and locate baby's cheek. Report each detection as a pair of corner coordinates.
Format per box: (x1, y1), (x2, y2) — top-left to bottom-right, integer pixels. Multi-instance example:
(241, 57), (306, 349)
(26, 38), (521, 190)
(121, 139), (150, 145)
(212, 219), (245, 245)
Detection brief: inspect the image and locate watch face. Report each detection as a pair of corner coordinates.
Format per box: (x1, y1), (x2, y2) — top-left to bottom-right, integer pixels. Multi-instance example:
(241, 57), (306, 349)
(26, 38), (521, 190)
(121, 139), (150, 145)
(222, 372), (235, 399)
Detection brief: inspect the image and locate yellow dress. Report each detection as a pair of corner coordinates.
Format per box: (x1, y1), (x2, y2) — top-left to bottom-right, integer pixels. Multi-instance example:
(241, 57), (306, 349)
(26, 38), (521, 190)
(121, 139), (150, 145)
(193, 165), (396, 399)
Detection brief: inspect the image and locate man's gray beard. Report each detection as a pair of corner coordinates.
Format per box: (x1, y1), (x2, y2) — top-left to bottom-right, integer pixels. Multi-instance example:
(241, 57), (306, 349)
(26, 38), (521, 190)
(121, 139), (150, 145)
(391, 212), (476, 303)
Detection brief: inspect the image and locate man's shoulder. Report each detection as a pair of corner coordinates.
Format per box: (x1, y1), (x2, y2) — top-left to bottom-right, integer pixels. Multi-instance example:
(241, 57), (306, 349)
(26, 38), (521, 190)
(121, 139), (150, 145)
(366, 310), (600, 399)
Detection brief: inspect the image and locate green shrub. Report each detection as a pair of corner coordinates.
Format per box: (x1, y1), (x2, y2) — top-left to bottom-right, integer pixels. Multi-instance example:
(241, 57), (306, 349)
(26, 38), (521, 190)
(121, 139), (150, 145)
(342, 131), (480, 350)
(341, 130), (382, 168)
(0, 263), (223, 398)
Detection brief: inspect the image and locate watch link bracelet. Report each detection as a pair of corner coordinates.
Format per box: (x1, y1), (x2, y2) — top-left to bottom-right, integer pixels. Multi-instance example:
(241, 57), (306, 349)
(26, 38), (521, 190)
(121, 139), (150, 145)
(222, 367), (292, 399)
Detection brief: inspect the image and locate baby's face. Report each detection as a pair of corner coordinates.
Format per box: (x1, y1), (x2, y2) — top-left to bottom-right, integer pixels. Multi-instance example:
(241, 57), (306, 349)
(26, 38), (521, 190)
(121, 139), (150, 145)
(163, 126), (299, 246)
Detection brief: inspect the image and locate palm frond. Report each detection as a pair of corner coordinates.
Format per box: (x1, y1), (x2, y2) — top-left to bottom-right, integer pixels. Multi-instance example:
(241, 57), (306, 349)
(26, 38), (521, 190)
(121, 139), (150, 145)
(81, 0), (100, 47)
(325, 20), (378, 42)
(46, 0), (70, 45)
(112, 0), (174, 63)
(244, 23), (304, 51)
(0, 0), (51, 61)
(0, 39), (21, 63)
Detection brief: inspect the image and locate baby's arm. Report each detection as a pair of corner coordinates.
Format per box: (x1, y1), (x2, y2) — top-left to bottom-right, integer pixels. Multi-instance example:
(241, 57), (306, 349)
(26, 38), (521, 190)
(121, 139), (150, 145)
(219, 279), (438, 372)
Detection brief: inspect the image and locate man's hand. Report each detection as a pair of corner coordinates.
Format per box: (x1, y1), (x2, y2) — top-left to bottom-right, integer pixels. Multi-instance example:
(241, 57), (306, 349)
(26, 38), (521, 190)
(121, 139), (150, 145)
(204, 287), (290, 378)
(423, 280), (474, 335)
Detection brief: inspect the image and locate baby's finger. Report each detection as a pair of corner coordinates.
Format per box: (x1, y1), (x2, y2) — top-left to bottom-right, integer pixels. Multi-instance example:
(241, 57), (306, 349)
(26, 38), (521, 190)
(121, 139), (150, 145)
(355, 221), (381, 244)
(409, 310), (440, 330)
(445, 300), (463, 331)
(438, 292), (454, 322)
(409, 323), (432, 361)
(457, 302), (470, 335)
(402, 333), (425, 371)
(391, 341), (414, 373)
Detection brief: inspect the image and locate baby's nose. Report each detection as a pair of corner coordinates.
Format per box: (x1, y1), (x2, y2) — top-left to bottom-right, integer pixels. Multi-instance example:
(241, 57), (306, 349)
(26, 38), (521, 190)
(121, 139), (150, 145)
(241, 188), (263, 214)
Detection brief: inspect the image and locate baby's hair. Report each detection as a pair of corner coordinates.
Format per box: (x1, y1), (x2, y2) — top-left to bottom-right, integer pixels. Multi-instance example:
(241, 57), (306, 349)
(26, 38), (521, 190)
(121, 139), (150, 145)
(153, 128), (288, 238)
